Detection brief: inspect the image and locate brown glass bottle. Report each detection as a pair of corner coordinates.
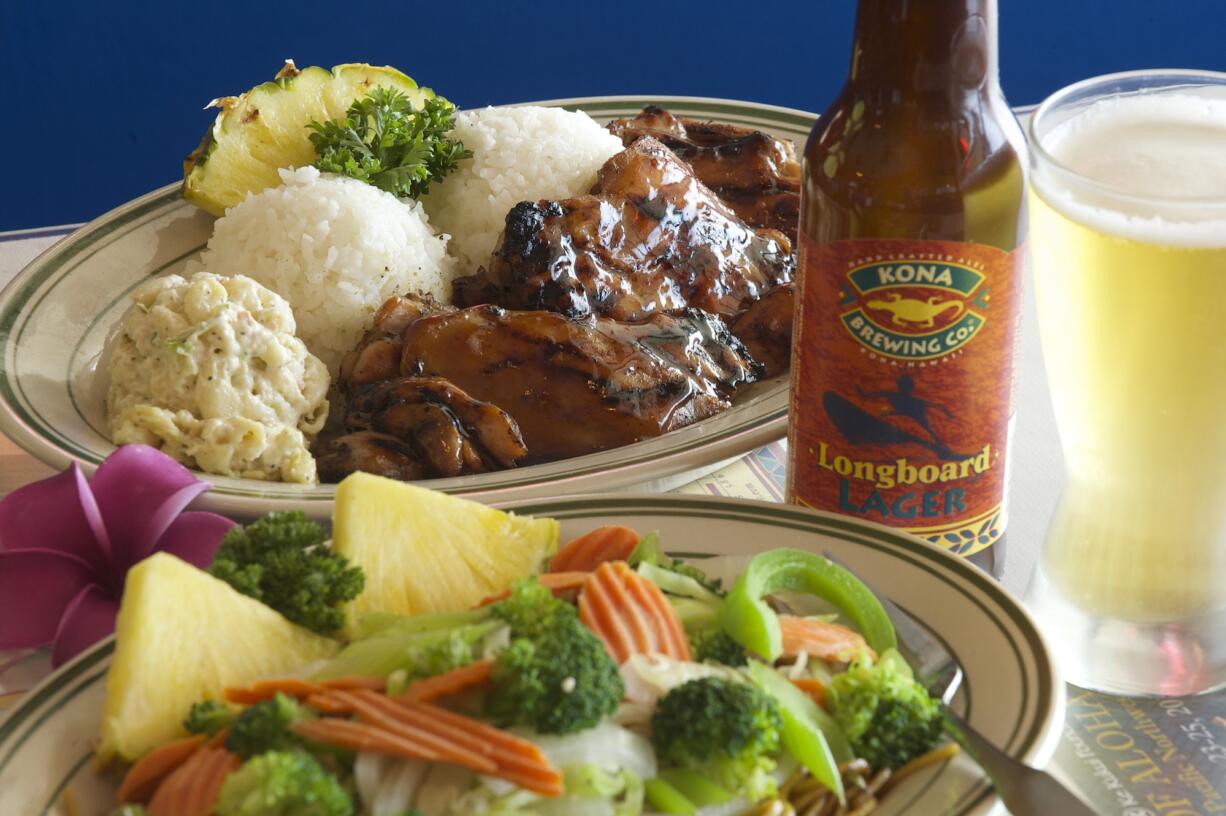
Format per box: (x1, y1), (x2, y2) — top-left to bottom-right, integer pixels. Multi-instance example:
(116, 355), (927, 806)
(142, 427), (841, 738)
(787, 0), (1026, 578)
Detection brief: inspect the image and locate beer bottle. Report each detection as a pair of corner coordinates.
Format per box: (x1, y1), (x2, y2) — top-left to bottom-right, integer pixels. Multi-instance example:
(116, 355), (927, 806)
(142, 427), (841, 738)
(787, 0), (1026, 577)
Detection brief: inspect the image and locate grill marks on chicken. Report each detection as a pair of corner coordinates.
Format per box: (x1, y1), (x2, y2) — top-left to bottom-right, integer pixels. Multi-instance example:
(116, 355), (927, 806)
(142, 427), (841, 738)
(318, 376), (528, 482)
(320, 298), (762, 480)
(452, 137), (793, 323)
(606, 106), (801, 241)
(398, 305), (760, 462)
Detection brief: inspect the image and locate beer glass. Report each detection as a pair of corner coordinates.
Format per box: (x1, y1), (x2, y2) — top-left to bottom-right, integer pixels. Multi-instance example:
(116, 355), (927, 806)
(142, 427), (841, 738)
(1026, 70), (1226, 695)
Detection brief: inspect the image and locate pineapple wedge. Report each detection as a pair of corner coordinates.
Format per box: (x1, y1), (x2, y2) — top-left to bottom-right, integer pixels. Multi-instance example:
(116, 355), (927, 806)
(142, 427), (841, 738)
(182, 61), (432, 215)
(333, 473), (559, 633)
(98, 553), (339, 761)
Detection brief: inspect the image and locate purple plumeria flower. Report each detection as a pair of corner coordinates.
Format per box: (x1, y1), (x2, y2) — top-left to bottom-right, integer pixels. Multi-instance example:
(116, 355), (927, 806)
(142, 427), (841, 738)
(0, 444), (236, 666)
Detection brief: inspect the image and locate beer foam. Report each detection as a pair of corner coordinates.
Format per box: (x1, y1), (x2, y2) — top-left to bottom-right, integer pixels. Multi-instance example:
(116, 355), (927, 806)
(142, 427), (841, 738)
(1035, 92), (1226, 247)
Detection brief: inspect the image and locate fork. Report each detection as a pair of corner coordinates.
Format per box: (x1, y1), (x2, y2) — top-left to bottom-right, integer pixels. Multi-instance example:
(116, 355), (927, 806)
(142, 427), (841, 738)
(822, 552), (1096, 815)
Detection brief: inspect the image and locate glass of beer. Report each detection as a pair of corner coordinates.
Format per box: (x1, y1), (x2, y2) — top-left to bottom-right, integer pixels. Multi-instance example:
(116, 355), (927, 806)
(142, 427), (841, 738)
(1026, 70), (1226, 695)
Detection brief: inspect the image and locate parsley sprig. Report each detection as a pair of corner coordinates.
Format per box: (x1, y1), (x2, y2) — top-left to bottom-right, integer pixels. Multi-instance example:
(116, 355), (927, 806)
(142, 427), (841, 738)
(307, 87), (471, 198)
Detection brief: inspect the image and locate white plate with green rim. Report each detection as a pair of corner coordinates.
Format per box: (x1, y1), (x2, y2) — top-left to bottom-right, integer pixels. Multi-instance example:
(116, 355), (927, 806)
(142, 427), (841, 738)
(0, 495), (1063, 815)
(0, 95), (813, 522)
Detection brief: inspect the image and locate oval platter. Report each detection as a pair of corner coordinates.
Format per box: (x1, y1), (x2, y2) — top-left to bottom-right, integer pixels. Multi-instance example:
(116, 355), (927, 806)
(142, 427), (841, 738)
(0, 495), (1064, 815)
(0, 95), (815, 521)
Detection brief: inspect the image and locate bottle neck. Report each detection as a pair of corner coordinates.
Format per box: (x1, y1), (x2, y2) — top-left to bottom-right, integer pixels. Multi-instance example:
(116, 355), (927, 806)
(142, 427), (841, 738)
(848, 0), (999, 96)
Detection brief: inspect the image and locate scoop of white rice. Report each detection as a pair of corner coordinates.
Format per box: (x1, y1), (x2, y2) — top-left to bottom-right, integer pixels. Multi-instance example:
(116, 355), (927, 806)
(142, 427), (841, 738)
(197, 166), (455, 373)
(422, 106), (624, 274)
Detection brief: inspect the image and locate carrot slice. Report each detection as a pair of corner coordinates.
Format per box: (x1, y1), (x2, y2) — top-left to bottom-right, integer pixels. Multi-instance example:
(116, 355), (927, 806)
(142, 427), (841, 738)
(116, 734), (205, 804)
(550, 526), (640, 573)
(476, 571), (591, 607)
(790, 677), (828, 709)
(778, 615), (875, 662)
(326, 690), (497, 773)
(305, 692), (357, 715)
(291, 718), (442, 761)
(578, 561), (691, 664)
(147, 746), (235, 816)
(395, 699), (563, 796)
(226, 675), (386, 705)
(400, 659), (495, 702)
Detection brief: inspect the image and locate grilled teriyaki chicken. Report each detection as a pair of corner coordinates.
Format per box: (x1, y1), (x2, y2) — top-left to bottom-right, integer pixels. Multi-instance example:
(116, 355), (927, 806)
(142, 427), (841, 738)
(730, 282), (795, 378)
(324, 297), (761, 479)
(607, 106), (802, 241)
(317, 375), (528, 483)
(452, 137), (794, 323)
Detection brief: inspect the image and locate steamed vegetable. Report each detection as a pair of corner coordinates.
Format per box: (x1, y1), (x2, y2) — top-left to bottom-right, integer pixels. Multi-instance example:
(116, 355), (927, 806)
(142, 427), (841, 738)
(628, 533), (724, 596)
(650, 676), (783, 804)
(210, 512), (364, 636)
(828, 649), (943, 770)
(719, 549), (896, 661)
(309, 88), (471, 198)
(225, 693), (315, 759)
(183, 699), (237, 736)
(747, 660), (848, 803)
(215, 750), (352, 816)
(485, 580), (624, 734)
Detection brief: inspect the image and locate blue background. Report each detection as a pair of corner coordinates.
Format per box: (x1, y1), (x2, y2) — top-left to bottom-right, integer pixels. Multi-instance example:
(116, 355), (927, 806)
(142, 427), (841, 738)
(2, 0), (1224, 230)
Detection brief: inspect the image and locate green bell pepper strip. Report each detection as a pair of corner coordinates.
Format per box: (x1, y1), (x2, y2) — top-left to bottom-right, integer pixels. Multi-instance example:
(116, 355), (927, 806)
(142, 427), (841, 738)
(644, 777), (696, 814)
(748, 661), (849, 804)
(718, 549), (897, 661)
(658, 769), (733, 806)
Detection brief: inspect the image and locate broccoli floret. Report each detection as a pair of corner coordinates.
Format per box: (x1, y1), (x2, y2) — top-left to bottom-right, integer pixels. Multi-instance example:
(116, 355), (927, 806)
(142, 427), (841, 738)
(215, 750), (352, 816)
(690, 628), (748, 666)
(225, 693), (314, 760)
(827, 650), (943, 770)
(209, 512), (364, 636)
(484, 579), (623, 734)
(651, 677), (782, 802)
(629, 533), (724, 595)
(110, 806), (148, 816)
(184, 699), (237, 736)
(490, 577), (575, 637)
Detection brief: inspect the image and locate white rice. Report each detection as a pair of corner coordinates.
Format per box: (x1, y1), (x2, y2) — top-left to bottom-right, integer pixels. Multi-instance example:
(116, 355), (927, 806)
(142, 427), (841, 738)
(422, 106), (624, 274)
(196, 166), (455, 373)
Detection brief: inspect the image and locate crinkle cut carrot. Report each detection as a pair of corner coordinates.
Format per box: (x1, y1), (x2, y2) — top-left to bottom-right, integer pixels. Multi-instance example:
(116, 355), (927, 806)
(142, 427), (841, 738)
(225, 674), (385, 705)
(301, 690), (563, 797)
(790, 676), (828, 709)
(116, 734), (205, 804)
(306, 691), (356, 715)
(476, 571), (591, 607)
(291, 718), (442, 761)
(146, 745), (237, 816)
(778, 615), (876, 662)
(397, 699), (563, 796)
(578, 561), (692, 664)
(549, 526), (640, 573)
(400, 658), (494, 702)
(324, 690), (497, 772)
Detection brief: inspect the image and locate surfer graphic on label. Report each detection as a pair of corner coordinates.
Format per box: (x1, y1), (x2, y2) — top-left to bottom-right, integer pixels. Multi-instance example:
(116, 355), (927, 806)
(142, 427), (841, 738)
(823, 374), (973, 461)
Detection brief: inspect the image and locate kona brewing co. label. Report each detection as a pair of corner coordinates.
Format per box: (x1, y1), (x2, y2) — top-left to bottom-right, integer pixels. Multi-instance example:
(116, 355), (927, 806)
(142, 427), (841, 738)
(787, 237), (1023, 556)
